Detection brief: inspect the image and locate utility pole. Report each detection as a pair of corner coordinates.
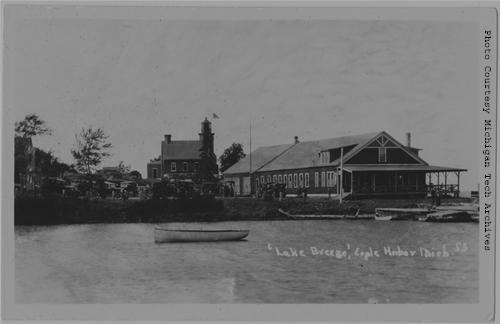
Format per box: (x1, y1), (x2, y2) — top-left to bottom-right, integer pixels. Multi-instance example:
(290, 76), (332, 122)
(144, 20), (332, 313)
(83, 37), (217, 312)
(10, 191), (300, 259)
(339, 147), (344, 204)
(249, 121), (252, 196)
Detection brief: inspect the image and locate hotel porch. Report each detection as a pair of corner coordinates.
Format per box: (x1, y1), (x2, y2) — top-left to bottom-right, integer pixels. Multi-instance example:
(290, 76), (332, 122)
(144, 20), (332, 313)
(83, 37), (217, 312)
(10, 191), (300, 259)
(342, 165), (466, 199)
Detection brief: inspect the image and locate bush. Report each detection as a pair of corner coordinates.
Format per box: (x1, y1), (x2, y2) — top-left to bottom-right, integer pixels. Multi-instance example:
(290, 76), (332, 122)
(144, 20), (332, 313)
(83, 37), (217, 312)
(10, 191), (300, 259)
(14, 195), (224, 225)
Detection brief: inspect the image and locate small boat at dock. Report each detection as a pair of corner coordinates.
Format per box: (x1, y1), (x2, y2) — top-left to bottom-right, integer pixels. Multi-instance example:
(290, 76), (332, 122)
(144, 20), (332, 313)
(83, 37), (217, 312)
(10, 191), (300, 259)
(154, 227), (249, 243)
(435, 204), (479, 218)
(374, 208), (432, 221)
(278, 208), (373, 220)
(418, 211), (474, 223)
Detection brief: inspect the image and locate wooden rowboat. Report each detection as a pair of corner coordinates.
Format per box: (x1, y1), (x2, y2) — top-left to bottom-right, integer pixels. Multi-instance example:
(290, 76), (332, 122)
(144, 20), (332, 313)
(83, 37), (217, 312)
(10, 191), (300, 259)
(154, 227), (249, 243)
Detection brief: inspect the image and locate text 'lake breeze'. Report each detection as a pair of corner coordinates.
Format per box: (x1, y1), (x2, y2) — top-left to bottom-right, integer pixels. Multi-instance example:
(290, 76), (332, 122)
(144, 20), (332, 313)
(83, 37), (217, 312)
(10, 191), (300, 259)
(267, 243), (469, 261)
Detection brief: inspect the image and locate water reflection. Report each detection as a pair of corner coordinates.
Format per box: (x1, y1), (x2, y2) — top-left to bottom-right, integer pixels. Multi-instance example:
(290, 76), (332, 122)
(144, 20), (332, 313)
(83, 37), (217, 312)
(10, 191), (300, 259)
(16, 221), (478, 303)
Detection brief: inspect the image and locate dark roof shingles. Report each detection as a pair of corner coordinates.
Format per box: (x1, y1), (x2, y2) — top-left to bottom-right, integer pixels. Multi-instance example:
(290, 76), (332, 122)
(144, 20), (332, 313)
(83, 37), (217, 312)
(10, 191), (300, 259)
(258, 132), (380, 172)
(163, 140), (201, 160)
(223, 143), (294, 174)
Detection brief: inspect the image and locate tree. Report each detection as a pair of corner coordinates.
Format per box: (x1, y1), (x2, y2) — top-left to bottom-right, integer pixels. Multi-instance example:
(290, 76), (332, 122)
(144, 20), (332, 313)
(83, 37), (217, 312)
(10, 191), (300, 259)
(117, 161), (131, 174)
(199, 149), (218, 182)
(15, 114), (52, 190)
(15, 114), (52, 138)
(35, 149), (72, 178)
(15, 137), (31, 185)
(129, 170), (142, 180)
(71, 127), (112, 175)
(219, 143), (246, 173)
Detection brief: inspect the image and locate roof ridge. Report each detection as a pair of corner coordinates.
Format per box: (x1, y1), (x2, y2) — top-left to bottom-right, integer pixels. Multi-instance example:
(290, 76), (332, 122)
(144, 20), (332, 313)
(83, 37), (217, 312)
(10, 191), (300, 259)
(296, 131), (380, 145)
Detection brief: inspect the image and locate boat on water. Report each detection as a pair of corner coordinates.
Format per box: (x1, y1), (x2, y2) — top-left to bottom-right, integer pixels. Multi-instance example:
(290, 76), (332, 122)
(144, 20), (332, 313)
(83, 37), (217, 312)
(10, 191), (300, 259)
(418, 210), (474, 223)
(435, 204), (479, 218)
(374, 208), (432, 221)
(154, 227), (249, 243)
(277, 208), (373, 220)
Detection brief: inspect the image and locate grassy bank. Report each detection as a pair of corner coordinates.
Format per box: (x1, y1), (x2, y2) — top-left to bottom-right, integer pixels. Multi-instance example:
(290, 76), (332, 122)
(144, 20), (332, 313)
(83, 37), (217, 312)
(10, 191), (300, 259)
(14, 195), (473, 225)
(14, 196), (224, 225)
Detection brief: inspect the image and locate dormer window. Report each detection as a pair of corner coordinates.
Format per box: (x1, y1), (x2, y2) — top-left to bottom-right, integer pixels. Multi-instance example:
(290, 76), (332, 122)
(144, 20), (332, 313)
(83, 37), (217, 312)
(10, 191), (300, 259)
(319, 151), (330, 164)
(378, 148), (387, 163)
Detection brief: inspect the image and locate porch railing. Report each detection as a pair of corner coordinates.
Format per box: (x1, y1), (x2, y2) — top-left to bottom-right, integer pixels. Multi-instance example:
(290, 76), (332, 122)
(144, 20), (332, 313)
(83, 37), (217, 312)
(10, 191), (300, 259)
(353, 184), (423, 194)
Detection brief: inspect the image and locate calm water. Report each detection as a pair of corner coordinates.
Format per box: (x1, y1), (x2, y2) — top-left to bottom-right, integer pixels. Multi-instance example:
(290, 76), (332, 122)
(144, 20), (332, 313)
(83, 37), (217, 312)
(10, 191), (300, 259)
(15, 220), (478, 303)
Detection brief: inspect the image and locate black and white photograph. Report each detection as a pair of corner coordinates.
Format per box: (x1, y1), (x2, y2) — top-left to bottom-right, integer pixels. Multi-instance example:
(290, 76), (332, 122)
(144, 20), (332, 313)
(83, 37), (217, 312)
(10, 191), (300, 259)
(2, 3), (496, 322)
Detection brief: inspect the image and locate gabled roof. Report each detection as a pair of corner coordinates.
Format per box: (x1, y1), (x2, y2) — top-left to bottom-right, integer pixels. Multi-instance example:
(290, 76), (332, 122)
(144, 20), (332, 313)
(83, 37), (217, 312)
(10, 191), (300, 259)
(257, 132), (380, 172)
(342, 131), (428, 165)
(223, 143), (294, 175)
(162, 140), (201, 160)
(223, 131), (431, 174)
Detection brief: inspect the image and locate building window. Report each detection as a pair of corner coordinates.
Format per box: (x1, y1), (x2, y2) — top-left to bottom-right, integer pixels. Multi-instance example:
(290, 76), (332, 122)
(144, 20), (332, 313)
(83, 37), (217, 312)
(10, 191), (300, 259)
(299, 173), (304, 187)
(261, 176), (265, 184)
(194, 162), (199, 172)
(321, 171), (326, 187)
(278, 175), (282, 184)
(293, 174), (298, 188)
(170, 162), (176, 172)
(267, 175), (271, 183)
(314, 172), (319, 187)
(183, 162), (188, 172)
(152, 168), (158, 178)
(273, 175), (277, 184)
(378, 148), (387, 163)
(256, 178), (259, 190)
(305, 173), (310, 188)
(326, 171), (333, 187)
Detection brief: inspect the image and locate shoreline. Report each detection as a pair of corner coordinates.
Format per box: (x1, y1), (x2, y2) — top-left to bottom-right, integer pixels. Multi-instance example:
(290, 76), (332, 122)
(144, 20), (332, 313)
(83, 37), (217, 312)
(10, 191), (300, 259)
(14, 196), (473, 226)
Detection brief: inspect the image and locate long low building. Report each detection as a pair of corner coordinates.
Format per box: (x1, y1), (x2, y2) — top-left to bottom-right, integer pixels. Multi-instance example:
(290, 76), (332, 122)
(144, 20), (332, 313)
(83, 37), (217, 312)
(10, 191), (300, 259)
(223, 131), (466, 198)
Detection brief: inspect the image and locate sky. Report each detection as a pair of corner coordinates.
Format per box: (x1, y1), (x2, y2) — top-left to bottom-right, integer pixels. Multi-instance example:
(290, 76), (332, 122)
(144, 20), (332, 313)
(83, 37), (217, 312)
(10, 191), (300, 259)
(5, 6), (479, 190)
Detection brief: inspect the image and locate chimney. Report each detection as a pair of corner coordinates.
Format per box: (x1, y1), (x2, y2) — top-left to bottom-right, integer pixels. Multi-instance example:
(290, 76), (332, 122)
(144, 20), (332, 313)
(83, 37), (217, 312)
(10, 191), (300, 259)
(164, 134), (172, 143)
(294, 136), (299, 144)
(406, 132), (411, 147)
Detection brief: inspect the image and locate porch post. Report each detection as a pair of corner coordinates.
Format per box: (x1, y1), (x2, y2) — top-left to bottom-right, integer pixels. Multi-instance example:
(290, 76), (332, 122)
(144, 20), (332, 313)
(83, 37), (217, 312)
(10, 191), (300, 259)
(457, 171), (461, 197)
(444, 172), (448, 194)
(394, 172), (398, 193)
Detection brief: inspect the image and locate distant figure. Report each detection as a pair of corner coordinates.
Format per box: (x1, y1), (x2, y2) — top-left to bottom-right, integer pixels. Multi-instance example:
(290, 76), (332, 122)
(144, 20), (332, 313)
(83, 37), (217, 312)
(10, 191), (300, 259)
(435, 191), (441, 206)
(430, 186), (437, 205)
(121, 189), (128, 201)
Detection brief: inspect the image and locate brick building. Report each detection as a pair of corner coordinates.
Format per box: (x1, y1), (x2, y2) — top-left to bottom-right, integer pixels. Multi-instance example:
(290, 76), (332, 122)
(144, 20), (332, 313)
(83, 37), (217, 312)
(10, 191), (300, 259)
(223, 131), (466, 198)
(147, 118), (218, 182)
